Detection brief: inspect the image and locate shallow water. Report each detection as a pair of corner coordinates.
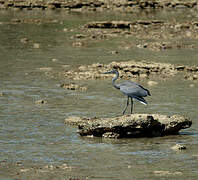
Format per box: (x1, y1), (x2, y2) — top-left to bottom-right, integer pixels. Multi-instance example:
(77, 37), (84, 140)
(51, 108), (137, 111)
(0, 10), (198, 179)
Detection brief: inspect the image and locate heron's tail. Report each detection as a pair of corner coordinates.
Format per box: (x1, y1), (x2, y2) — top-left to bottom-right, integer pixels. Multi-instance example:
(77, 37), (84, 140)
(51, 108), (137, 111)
(133, 96), (148, 105)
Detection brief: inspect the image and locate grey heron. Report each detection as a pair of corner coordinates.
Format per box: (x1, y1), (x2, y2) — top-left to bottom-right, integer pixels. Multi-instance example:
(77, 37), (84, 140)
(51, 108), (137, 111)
(103, 69), (151, 114)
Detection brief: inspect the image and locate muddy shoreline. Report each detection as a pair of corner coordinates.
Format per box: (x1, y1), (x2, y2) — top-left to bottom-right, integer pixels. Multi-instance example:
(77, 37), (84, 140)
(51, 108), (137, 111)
(1, 0), (198, 11)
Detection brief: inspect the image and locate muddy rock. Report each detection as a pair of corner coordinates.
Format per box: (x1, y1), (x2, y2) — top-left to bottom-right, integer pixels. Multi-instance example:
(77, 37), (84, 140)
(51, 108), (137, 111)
(137, 41), (195, 51)
(184, 72), (198, 81)
(20, 37), (29, 44)
(154, 170), (183, 176)
(35, 99), (47, 105)
(0, 92), (4, 96)
(171, 144), (187, 151)
(1, 0), (198, 11)
(85, 21), (133, 29)
(147, 80), (158, 86)
(65, 114), (192, 138)
(33, 43), (40, 49)
(63, 60), (177, 80)
(63, 60), (198, 81)
(85, 20), (164, 29)
(60, 83), (87, 91)
(83, 20), (198, 48)
(9, 18), (58, 24)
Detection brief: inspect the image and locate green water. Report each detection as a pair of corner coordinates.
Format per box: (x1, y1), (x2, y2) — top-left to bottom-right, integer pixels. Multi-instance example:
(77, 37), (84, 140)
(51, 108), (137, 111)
(0, 9), (198, 180)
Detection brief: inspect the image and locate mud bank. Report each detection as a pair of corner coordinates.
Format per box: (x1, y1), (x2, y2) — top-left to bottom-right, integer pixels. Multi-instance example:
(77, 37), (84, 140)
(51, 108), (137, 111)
(62, 60), (198, 80)
(65, 114), (192, 138)
(0, 0), (198, 11)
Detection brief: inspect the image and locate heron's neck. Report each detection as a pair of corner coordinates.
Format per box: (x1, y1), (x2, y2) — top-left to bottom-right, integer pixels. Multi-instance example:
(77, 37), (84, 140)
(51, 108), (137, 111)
(112, 71), (119, 89)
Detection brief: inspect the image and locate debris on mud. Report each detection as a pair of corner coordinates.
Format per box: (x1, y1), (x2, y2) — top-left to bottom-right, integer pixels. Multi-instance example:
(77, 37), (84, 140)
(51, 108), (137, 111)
(65, 114), (192, 138)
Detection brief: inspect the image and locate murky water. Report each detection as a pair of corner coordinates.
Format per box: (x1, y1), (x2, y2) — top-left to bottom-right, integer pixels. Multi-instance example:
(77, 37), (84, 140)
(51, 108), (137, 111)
(0, 10), (198, 179)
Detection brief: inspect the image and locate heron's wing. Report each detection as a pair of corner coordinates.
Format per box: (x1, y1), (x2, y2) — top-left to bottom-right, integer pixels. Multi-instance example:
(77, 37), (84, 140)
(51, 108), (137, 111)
(120, 85), (148, 105)
(119, 82), (149, 97)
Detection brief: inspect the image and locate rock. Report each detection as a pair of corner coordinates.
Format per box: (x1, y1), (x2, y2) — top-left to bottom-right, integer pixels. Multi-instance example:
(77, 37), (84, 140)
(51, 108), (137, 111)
(75, 34), (87, 39)
(37, 67), (52, 71)
(60, 83), (87, 91)
(62, 60), (177, 80)
(33, 43), (40, 49)
(62, 60), (198, 81)
(0, 0), (197, 11)
(85, 21), (132, 29)
(63, 28), (68, 32)
(35, 99), (47, 105)
(184, 72), (198, 81)
(171, 144), (187, 151)
(20, 37), (29, 44)
(154, 170), (183, 176)
(111, 50), (119, 54)
(102, 132), (120, 138)
(65, 114), (192, 138)
(136, 41), (194, 51)
(52, 58), (58, 62)
(0, 92), (4, 96)
(61, 64), (70, 68)
(72, 41), (84, 47)
(11, 18), (21, 23)
(147, 80), (158, 86)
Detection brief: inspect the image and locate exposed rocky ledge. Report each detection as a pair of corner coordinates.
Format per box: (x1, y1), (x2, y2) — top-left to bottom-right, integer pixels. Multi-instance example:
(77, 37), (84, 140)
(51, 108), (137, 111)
(83, 20), (198, 50)
(0, 0), (198, 11)
(65, 114), (192, 138)
(62, 60), (198, 80)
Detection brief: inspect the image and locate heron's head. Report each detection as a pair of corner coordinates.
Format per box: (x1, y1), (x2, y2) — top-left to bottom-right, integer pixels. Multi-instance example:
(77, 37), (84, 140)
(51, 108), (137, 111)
(103, 69), (118, 74)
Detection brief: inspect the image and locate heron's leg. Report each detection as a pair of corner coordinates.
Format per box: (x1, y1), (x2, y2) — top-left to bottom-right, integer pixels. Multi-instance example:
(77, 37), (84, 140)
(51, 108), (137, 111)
(122, 96), (129, 115)
(130, 98), (133, 114)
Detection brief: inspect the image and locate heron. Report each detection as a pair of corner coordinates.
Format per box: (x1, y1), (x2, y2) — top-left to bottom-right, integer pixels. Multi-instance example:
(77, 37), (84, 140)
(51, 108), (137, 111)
(103, 69), (151, 114)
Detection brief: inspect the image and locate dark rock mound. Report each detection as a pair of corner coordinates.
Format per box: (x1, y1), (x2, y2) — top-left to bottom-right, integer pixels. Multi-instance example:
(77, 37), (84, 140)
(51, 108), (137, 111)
(65, 114), (192, 139)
